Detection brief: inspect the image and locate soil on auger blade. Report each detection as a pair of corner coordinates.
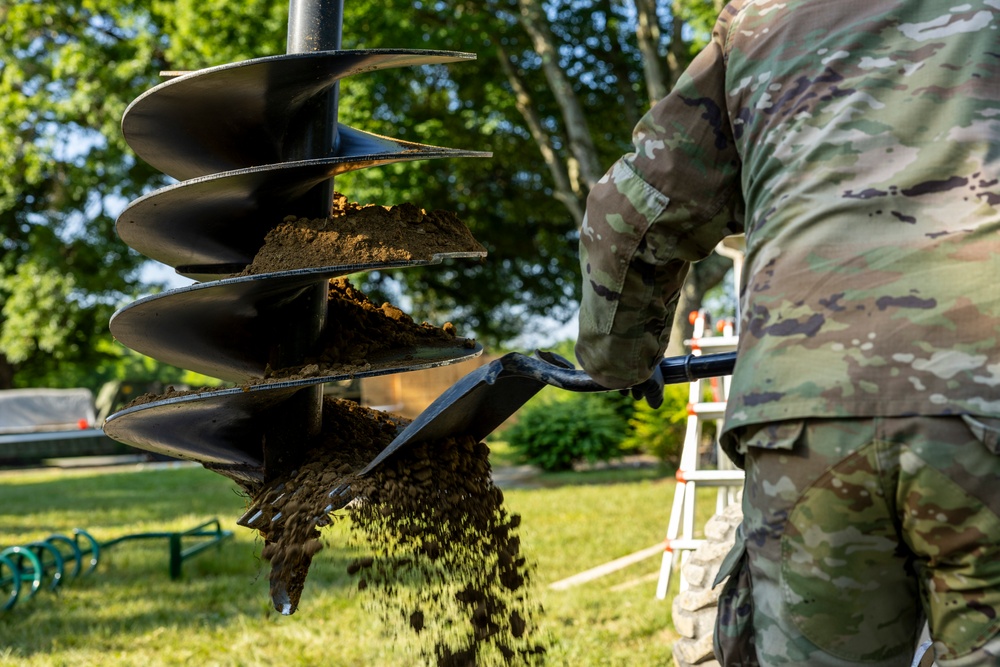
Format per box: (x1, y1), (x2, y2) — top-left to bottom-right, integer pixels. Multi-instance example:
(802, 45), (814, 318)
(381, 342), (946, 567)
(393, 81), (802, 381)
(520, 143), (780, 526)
(251, 277), (475, 384)
(252, 397), (546, 666)
(127, 195), (482, 404)
(238, 193), (486, 275)
(123, 276), (476, 406)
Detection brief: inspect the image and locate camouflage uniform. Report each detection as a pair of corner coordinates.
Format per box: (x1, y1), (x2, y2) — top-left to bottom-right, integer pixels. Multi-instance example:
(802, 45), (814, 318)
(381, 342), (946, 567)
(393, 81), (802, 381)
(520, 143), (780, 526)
(575, 0), (1000, 664)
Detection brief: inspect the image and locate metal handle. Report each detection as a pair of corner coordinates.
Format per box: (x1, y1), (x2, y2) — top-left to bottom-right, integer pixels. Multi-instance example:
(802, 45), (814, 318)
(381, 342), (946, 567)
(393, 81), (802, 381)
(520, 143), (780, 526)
(495, 350), (738, 393)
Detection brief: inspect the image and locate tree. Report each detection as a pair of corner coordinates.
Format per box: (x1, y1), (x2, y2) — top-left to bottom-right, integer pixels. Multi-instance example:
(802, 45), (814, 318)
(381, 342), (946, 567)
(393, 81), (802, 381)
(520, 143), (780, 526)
(0, 1), (164, 389)
(0, 0), (285, 391)
(1, 0), (725, 390)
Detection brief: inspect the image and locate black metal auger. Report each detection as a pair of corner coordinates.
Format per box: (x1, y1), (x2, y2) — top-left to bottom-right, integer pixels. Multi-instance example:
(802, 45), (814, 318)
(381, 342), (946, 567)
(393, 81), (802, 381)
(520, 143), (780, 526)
(103, 0), (488, 546)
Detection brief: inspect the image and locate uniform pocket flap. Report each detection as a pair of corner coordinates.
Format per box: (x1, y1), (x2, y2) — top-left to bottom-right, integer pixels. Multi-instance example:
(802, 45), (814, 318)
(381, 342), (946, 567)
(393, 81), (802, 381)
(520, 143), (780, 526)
(961, 415), (1000, 455)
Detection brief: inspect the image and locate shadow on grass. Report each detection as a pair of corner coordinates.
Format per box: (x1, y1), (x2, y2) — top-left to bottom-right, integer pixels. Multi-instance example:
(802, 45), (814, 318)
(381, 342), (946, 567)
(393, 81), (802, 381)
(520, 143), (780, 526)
(0, 466), (245, 524)
(494, 461), (675, 490)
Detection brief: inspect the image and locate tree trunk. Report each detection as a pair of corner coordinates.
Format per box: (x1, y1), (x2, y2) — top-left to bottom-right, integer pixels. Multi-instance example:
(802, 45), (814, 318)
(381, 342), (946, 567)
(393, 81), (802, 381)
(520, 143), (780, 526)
(666, 0), (688, 87)
(0, 353), (15, 390)
(496, 44), (585, 227)
(633, 0), (669, 103)
(516, 0), (604, 196)
(596, 0), (644, 127)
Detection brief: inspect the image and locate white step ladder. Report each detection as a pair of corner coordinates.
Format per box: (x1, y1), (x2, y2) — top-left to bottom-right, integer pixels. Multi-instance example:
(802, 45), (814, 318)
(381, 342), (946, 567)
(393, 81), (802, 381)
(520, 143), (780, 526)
(655, 316), (743, 599)
(654, 232), (747, 600)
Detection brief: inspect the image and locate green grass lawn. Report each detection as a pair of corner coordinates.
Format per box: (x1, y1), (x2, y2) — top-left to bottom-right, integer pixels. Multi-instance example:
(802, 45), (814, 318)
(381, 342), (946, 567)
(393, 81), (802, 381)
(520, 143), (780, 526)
(0, 461), (721, 666)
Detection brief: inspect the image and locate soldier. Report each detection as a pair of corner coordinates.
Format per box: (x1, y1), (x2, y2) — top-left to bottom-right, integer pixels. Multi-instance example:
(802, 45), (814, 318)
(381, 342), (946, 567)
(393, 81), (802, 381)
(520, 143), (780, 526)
(575, 1), (1000, 665)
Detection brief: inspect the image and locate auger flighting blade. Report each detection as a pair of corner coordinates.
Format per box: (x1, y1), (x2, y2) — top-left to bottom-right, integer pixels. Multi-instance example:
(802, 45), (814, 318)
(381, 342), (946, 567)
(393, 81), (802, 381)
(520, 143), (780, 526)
(109, 264), (482, 383)
(123, 51), (480, 181)
(103, 342), (482, 480)
(116, 139), (489, 279)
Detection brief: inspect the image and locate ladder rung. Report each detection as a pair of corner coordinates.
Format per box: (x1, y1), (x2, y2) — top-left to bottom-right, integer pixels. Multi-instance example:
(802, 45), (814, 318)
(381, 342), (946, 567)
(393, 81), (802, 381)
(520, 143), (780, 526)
(690, 336), (739, 352)
(663, 538), (705, 553)
(676, 469), (745, 484)
(689, 402), (726, 419)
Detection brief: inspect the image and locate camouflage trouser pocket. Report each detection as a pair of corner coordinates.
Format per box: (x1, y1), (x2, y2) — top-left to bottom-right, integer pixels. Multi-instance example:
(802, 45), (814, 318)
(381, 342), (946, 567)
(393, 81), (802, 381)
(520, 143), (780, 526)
(714, 527), (759, 666)
(780, 443), (921, 662)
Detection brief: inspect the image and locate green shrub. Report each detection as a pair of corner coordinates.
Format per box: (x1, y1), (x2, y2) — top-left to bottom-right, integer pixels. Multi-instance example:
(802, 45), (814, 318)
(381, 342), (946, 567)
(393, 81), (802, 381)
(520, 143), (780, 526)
(621, 383), (690, 466)
(504, 392), (632, 472)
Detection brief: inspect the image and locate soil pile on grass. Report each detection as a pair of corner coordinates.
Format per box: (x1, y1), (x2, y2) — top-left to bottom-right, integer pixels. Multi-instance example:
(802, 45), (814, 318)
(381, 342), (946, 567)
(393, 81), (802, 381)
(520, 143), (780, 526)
(239, 194), (486, 275)
(249, 397), (545, 665)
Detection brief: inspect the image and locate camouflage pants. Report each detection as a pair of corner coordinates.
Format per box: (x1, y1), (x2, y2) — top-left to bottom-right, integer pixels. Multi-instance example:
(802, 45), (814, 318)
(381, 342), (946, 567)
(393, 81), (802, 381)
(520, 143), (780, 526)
(714, 416), (1000, 667)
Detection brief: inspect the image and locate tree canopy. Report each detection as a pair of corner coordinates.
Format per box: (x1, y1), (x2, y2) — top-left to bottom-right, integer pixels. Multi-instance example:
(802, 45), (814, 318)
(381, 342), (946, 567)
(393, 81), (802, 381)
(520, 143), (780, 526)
(0, 0), (723, 391)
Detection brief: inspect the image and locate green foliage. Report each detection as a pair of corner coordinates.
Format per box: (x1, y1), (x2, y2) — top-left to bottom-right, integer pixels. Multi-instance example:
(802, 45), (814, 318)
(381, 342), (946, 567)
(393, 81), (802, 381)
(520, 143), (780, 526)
(622, 383), (691, 466)
(156, 0), (287, 67)
(0, 1), (287, 391)
(0, 261), (79, 364)
(334, 2), (580, 346)
(504, 392), (632, 472)
(0, 1), (166, 388)
(675, 0), (722, 53)
(333, 0), (718, 347)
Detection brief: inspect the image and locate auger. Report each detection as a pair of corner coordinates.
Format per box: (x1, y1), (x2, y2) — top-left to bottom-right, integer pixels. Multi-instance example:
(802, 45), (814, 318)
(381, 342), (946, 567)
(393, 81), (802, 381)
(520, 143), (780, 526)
(103, 0), (489, 611)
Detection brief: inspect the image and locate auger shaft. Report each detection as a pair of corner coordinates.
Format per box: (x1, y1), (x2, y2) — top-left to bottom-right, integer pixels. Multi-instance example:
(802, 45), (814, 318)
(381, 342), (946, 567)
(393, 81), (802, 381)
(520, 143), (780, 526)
(286, 0), (343, 212)
(262, 0), (343, 479)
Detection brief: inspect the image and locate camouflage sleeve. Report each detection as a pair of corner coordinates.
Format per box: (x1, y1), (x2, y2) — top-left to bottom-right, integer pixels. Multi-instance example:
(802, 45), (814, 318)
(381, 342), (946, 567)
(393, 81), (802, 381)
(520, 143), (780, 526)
(576, 6), (745, 389)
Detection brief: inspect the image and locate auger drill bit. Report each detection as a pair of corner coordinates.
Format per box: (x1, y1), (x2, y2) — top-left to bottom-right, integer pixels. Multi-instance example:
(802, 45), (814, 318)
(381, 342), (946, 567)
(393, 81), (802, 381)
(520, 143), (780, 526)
(103, 0), (489, 614)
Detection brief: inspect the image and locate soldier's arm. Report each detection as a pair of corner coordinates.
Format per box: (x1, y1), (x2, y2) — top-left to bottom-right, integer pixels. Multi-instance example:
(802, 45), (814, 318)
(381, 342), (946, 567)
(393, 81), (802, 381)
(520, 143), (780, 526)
(576, 9), (744, 389)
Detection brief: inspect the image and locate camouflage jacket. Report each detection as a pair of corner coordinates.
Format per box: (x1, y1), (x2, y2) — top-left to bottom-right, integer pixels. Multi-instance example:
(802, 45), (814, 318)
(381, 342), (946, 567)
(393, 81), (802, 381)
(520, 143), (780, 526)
(576, 0), (1000, 431)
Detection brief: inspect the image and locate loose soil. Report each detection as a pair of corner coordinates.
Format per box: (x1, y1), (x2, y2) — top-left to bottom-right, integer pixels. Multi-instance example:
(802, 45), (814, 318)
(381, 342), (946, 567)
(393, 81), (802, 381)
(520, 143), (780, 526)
(248, 397), (394, 613)
(122, 277), (476, 400)
(126, 195), (482, 403)
(254, 277), (476, 383)
(249, 397), (546, 666)
(238, 194), (486, 275)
